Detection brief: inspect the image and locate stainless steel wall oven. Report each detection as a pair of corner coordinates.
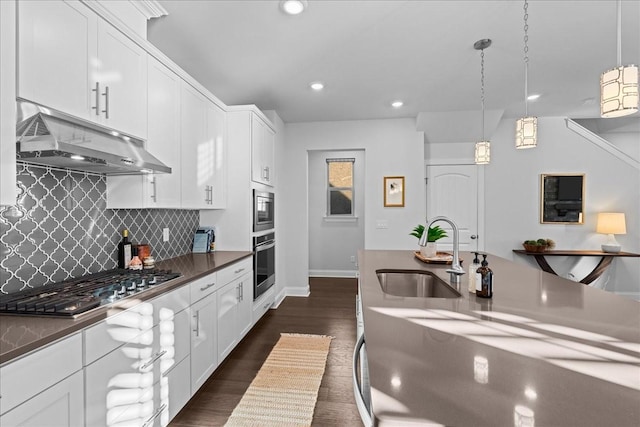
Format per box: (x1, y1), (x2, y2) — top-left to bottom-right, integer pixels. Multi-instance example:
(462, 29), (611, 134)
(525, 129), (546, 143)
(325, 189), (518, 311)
(254, 232), (275, 300)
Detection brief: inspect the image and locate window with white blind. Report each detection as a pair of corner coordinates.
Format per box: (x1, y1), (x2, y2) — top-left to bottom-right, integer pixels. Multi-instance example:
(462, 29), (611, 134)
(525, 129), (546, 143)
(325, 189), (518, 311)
(326, 158), (355, 216)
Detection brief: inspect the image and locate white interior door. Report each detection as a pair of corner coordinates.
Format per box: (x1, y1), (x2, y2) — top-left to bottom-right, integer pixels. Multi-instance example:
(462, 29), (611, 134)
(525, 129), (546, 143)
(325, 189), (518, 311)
(426, 164), (483, 252)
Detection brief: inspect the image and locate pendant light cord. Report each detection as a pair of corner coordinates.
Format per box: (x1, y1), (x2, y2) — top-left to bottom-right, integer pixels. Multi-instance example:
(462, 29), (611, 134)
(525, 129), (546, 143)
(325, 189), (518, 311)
(616, 0), (622, 66)
(480, 48), (485, 140)
(523, 0), (529, 116)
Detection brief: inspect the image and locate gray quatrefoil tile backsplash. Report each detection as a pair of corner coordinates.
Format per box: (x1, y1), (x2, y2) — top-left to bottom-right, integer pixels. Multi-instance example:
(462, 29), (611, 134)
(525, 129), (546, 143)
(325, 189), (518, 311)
(0, 163), (199, 294)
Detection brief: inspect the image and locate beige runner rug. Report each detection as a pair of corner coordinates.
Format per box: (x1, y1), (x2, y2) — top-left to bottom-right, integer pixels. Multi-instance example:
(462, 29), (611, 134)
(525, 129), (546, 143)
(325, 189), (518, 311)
(224, 333), (333, 427)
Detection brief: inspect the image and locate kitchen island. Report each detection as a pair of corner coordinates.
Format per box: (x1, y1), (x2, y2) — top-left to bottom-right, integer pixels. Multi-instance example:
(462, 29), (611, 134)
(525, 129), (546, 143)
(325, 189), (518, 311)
(357, 250), (640, 426)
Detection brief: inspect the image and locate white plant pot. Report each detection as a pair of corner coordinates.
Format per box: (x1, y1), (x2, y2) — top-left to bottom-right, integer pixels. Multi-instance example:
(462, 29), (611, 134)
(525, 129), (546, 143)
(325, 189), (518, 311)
(421, 242), (437, 258)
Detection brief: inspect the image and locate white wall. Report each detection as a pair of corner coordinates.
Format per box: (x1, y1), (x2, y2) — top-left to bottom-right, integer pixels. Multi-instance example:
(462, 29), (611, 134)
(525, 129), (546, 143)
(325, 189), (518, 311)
(308, 150), (365, 276)
(281, 119), (425, 293)
(483, 116), (639, 296)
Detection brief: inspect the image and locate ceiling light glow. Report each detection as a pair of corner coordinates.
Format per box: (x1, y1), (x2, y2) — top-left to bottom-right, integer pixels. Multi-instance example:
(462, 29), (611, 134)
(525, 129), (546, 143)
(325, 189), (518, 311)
(280, 0), (307, 15)
(527, 94), (541, 101)
(70, 155), (85, 161)
(391, 101), (403, 108)
(310, 82), (324, 91)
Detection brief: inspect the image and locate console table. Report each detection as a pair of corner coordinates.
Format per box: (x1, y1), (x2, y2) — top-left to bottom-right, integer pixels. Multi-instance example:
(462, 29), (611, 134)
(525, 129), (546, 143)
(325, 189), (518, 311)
(512, 250), (640, 285)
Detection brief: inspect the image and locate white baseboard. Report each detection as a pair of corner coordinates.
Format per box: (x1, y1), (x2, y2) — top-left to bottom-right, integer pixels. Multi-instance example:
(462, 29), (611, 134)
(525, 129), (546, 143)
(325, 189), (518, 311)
(614, 291), (640, 301)
(285, 285), (310, 297)
(273, 288), (286, 308)
(309, 269), (358, 278)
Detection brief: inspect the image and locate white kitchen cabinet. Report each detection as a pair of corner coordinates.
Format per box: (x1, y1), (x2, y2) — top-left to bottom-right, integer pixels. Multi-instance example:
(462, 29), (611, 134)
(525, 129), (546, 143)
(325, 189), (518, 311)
(208, 101), (227, 208)
(252, 285), (275, 326)
(180, 82), (214, 209)
(217, 271), (253, 362)
(0, 370), (84, 427)
(106, 56), (181, 209)
(18, 0), (147, 138)
(251, 113), (275, 186)
(0, 333), (83, 425)
(0, 0), (16, 206)
(190, 292), (218, 394)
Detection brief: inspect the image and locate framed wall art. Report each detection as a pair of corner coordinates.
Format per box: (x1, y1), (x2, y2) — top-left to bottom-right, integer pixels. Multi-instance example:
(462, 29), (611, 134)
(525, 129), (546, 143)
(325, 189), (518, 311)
(383, 176), (405, 207)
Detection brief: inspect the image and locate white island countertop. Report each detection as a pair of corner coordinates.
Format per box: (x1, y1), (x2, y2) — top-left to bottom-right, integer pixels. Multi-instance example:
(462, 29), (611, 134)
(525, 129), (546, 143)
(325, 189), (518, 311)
(358, 250), (640, 427)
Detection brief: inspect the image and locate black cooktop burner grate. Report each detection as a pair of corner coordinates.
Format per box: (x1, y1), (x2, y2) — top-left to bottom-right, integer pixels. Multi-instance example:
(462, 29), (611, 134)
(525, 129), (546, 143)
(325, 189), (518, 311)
(0, 269), (181, 318)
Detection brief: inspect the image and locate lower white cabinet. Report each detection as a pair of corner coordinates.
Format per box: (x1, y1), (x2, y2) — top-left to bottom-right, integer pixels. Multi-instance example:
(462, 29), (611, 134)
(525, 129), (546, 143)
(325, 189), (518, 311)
(0, 370), (84, 427)
(190, 291), (218, 394)
(217, 272), (253, 362)
(252, 286), (275, 326)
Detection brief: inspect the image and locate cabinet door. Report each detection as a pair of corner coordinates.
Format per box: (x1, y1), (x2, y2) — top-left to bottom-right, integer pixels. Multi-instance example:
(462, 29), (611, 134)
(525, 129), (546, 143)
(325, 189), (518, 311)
(251, 115), (265, 184)
(191, 292), (218, 394)
(147, 57), (181, 208)
(237, 273), (253, 339)
(180, 82), (213, 209)
(217, 280), (239, 362)
(18, 0), (97, 120)
(208, 102), (226, 208)
(263, 123), (275, 185)
(0, 0), (16, 206)
(0, 370), (84, 427)
(96, 19), (147, 138)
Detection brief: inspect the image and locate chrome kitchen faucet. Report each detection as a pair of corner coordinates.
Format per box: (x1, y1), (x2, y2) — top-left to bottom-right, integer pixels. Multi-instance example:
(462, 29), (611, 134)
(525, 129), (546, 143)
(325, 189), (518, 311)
(419, 216), (466, 283)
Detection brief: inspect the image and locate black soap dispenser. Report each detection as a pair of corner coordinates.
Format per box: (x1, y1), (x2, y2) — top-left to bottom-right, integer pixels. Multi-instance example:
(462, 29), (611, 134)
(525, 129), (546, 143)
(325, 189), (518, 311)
(475, 254), (493, 298)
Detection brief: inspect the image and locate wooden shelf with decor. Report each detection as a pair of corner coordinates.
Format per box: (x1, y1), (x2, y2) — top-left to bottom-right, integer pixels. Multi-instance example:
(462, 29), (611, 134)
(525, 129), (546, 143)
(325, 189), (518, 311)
(513, 250), (640, 285)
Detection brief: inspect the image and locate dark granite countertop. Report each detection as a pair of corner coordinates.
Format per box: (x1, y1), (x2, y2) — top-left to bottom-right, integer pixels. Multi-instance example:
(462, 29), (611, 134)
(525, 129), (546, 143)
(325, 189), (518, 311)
(0, 251), (252, 365)
(358, 250), (640, 427)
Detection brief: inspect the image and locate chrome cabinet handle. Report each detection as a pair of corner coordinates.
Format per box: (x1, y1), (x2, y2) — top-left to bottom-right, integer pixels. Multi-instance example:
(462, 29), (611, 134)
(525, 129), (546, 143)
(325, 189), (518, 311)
(199, 282), (215, 292)
(209, 186), (213, 204)
(139, 349), (167, 371)
(150, 177), (157, 202)
(353, 334), (373, 427)
(92, 82), (100, 116)
(193, 311), (200, 336)
(240, 283), (244, 301)
(234, 267), (245, 274)
(142, 404), (167, 427)
(237, 284), (241, 302)
(102, 86), (110, 119)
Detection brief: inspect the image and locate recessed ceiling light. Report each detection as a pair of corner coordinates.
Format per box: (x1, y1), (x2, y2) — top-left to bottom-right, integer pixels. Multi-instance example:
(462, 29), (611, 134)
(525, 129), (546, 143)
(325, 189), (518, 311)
(280, 0), (307, 15)
(527, 94), (541, 101)
(391, 100), (404, 108)
(310, 81), (324, 91)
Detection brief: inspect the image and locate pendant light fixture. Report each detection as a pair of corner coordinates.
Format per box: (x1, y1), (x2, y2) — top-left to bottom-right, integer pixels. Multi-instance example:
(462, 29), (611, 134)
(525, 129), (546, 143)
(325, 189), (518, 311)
(515, 0), (537, 149)
(474, 39), (491, 165)
(600, 0), (639, 118)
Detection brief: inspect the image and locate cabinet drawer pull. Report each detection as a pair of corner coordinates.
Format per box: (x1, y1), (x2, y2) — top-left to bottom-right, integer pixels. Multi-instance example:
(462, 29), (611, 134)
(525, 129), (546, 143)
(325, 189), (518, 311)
(193, 311), (200, 337)
(234, 268), (245, 274)
(102, 85), (110, 119)
(142, 403), (167, 427)
(150, 177), (157, 202)
(92, 82), (100, 116)
(139, 349), (167, 371)
(200, 282), (215, 291)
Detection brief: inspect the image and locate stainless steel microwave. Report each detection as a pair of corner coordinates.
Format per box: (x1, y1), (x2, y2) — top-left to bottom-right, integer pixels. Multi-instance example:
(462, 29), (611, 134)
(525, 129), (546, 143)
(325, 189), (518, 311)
(253, 190), (274, 232)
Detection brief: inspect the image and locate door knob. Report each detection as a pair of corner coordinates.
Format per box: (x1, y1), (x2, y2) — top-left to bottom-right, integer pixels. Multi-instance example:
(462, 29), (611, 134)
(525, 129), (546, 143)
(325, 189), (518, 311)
(470, 235), (478, 240)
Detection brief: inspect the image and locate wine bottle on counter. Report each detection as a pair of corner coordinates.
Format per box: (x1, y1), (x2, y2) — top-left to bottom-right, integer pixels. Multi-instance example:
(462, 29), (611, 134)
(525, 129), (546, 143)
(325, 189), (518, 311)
(118, 229), (133, 269)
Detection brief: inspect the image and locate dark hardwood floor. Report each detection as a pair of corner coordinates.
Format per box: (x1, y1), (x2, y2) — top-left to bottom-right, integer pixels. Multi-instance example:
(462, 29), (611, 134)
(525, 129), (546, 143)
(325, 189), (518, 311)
(170, 277), (362, 427)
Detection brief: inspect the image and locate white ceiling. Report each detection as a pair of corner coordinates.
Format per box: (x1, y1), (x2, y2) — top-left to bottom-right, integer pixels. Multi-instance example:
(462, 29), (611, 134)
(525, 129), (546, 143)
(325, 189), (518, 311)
(147, 0), (640, 124)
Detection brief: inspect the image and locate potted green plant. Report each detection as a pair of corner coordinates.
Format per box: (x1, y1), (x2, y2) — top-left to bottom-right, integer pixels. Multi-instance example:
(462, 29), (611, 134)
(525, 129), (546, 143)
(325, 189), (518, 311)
(410, 224), (448, 257)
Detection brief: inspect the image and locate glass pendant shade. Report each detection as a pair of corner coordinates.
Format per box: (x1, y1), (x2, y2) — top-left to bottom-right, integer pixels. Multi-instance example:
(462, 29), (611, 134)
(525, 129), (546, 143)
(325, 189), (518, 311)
(515, 116), (538, 149)
(475, 141), (491, 165)
(600, 65), (639, 117)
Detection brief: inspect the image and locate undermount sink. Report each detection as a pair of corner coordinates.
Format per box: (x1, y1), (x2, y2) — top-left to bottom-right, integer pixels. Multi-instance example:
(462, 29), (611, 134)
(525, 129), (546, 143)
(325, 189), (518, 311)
(376, 269), (462, 298)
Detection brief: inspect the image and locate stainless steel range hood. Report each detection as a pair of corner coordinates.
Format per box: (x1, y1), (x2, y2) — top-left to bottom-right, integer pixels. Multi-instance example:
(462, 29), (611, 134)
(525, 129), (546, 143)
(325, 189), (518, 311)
(16, 100), (171, 175)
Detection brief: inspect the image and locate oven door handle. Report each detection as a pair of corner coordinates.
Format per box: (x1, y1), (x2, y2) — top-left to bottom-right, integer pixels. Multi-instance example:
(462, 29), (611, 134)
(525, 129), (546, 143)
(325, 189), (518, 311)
(255, 242), (275, 251)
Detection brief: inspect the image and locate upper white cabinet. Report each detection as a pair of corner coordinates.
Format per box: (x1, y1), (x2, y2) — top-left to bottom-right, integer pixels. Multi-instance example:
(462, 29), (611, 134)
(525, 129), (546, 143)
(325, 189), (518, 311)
(18, 0), (147, 139)
(0, 0), (16, 206)
(106, 56), (181, 209)
(251, 113), (275, 186)
(180, 82), (226, 210)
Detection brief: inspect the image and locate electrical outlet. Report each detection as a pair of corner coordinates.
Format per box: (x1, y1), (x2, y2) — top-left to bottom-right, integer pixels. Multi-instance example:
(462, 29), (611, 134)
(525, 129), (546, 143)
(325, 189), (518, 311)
(350, 256), (356, 263)
(162, 227), (170, 242)
(376, 220), (389, 229)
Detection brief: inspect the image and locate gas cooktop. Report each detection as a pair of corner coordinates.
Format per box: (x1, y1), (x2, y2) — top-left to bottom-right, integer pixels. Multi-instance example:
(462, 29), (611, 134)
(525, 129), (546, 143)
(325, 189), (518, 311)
(0, 269), (181, 318)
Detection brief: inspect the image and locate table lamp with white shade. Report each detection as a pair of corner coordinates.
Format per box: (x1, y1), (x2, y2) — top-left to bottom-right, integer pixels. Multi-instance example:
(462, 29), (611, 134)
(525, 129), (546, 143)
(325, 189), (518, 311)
(596, 212), (626, 253)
